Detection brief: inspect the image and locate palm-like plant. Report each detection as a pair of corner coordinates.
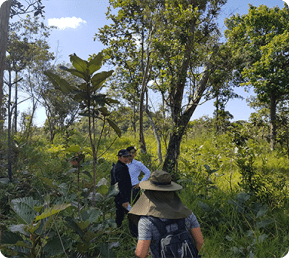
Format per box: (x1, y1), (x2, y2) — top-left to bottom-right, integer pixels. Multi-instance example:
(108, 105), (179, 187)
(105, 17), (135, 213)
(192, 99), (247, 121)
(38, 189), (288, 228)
(44, 52), (121, 205)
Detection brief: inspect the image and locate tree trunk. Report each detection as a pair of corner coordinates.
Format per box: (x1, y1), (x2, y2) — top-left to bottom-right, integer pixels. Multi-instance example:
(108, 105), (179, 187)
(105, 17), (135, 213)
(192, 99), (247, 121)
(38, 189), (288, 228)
(163, 61), (213, 177)
(139, 46), (152, 153)
(13, 71), (18, 133)
(270, 92), (277, 150)
(215, 94), (219, 133)
(0, 0), (12, 130)
(7, 70), (12, 181)
(145, 90), (163, 164)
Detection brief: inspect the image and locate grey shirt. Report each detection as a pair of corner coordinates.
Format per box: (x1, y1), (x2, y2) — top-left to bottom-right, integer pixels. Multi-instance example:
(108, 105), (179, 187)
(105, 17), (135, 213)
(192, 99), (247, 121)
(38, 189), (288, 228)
(138, 212), (200, 257)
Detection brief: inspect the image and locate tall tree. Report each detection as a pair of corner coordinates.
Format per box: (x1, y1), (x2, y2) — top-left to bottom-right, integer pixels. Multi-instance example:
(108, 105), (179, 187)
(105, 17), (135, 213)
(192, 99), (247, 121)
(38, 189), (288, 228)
(224, 4), (289, 150)
(97, 0), (227, 176)
(0, 0), (44, 129)
(0, 0), (12, 127)
(96, 0), (154, 153)
(40, 64), (80, 142)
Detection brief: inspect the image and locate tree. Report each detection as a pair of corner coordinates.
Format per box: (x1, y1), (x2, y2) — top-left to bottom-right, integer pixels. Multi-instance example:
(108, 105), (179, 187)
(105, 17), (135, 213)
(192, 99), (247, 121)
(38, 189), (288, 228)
(97, 0), (227, 176)
(40, 64), (80, 143)
(224, 4), (289, 150)
(0, 0), (12, 127)
(0, 0), (44, 129)
(45, 52), (121, 205)
(96, 0), (155, 153)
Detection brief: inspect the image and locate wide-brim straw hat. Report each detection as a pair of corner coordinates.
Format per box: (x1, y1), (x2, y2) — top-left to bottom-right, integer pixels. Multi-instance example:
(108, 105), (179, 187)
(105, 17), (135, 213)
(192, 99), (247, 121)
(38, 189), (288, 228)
(128, 170), (191, 225)
(139, 170), (182, 191)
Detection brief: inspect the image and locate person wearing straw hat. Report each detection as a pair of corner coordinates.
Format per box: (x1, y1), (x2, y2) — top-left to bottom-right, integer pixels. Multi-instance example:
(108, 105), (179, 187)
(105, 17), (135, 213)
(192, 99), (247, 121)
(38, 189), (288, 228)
(128, 170), (204, 258)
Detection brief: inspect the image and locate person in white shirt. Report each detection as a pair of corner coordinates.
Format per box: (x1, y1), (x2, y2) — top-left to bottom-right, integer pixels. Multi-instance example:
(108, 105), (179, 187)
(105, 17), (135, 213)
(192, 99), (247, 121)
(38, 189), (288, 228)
(126, 146), (151, 204)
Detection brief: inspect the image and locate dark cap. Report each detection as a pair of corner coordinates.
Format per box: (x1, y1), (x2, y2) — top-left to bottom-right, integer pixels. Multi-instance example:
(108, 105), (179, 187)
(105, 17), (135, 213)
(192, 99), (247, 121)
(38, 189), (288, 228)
(117, 149), (131, 156)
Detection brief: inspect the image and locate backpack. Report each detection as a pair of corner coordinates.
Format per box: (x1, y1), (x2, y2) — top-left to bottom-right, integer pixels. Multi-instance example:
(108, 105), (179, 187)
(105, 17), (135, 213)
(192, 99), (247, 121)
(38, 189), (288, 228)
(110, 162), (116, 186)
(148, 217), (199, 258)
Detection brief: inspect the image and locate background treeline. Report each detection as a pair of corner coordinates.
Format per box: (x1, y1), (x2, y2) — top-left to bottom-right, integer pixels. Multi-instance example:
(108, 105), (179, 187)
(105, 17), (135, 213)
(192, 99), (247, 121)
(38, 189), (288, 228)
(1, 0), (289, 257)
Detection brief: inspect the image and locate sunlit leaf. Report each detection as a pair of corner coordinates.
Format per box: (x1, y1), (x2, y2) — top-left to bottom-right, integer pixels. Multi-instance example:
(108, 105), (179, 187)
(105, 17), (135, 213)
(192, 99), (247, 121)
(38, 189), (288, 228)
(91, 70), (113, 91)
(65, 145), (81, 153)
(9, 224), (28, 236)
(97, 178), (108, 187)
(76, 220), (90, 230)
(106, 184), (119, 199)
(88, 52), (103, 75)
(70, 54), (88, 73)
(41, 177), (56, 188)
(35, 203), (71, 221)
(107, 118), (121, 137)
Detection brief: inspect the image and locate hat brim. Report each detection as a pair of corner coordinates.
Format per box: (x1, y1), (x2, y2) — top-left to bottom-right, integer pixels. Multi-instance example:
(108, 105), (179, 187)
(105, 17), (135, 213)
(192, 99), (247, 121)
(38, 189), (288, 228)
(139, 180), (182, 191)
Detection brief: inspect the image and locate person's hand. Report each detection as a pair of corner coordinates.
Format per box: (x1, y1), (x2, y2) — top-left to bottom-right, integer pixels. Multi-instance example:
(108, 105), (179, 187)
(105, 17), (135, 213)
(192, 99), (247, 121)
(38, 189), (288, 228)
(122, 202), (129, 209)
(133, 184), (140, 189)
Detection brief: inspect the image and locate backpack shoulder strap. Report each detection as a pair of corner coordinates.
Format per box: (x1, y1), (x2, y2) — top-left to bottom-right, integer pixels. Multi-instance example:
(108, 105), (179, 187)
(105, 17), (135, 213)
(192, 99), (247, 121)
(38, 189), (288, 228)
(147, 216), (167, 236)
(175, 218), (187, 230)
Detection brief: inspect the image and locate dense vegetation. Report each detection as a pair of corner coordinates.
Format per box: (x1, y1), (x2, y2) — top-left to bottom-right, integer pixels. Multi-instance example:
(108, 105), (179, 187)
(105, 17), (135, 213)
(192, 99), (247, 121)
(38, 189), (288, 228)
(1, 115), (289, 257)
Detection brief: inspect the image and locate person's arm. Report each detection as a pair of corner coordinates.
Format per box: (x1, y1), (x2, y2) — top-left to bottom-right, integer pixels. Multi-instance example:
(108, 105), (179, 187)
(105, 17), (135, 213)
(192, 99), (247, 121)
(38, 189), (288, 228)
(137, 161), (151, 182)
(190, 227), (204, 251)
(135, 240), (151, 258)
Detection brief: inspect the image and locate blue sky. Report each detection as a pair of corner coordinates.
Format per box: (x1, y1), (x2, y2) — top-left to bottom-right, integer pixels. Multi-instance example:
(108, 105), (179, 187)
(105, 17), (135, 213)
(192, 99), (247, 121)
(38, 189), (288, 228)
(15, 0), (287, 126)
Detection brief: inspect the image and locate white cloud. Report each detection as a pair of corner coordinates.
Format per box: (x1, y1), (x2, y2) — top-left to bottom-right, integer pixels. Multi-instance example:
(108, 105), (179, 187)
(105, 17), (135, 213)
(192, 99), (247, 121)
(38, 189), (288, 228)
(48, 17), (87, 30)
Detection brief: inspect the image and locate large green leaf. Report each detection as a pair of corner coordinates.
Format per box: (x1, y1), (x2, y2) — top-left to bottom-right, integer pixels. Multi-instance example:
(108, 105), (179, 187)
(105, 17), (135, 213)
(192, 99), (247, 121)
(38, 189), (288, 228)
(11, 197), (39, 224)
(106, 184), (119, 199)
(9, 224), (29, 236)
(91, 70), (113, 91)
(70, 54), (88, 73)
(65, 145), (81, 153)
(43, 236), (72, 256)
(105, 97), (120, 106)
(88, 52), (103, 75)
(60, 66), (86, 80)
(81, 208), (101, 223)
(256, 219), (274, 229)
(107, 118), (121, 137)
(91, 94), (106, 106)
(98, 242), (116, 258)
(1, 231), (23, 244)
(65, 217), (84, 237)
(44, 71), (73, 94)
(41, 177), (56, 188)
(97, 106), (110, 116)
(35, 203), (71, 221)
(77, 220), (90, 230)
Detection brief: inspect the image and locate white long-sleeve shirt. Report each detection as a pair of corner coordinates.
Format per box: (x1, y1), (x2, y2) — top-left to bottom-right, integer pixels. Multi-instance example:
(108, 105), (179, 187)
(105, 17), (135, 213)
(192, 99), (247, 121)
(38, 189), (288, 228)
(127, 159), (151, 186)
